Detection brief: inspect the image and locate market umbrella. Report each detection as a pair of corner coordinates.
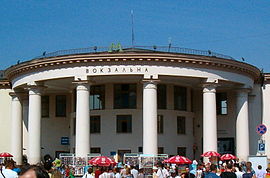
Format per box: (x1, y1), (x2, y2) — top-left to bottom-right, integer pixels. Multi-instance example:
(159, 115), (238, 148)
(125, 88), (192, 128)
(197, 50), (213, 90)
(220, 154), (237, 161)
(88, 156), (116, 167)
(201, 151), (220, 157)
(0, 152), (13, 157)
(163, 155), (192, 164)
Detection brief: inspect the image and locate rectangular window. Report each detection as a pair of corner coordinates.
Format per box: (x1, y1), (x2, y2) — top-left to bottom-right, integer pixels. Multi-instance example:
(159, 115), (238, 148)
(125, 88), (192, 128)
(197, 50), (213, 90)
(177, 147), (186, 156)
(91, 147), (101, 153)
(114, 84), (137, 109)
(138, 147), (143, 153)
(73, 118), (76, 135)
(73, 89), (76, 112)
(117, 115), (132, 133)
(55, 95), (66, 117)
(90, 85), (105, 110)
(41, 96), (49, 117)
(177, 116), (186, 134)
(217, 93), (228, 115)
(174, 86), (187, 111)
(158, 147), (164, 154)
(90, 116), (101, 133)
(157, 84), (167, 109)
(157, 115), (164, 134)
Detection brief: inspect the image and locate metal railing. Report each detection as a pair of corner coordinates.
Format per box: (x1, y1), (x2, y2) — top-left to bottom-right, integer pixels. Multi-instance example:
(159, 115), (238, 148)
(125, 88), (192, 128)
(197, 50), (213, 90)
(33, 45), (235, 60)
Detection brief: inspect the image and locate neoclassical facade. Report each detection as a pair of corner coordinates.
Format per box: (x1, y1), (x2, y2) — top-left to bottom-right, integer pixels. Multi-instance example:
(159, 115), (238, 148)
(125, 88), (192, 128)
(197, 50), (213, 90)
(0, 47), (268, 165)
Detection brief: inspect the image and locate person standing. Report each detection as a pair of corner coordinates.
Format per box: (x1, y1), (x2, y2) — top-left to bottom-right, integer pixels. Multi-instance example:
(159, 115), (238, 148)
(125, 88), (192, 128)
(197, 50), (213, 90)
(130, 166), (138, 178)
(242, 167), (255, 178)
(234, 167), (243, 178)
(205, 164), (220, 178)
(82, 167), (95, 178)
(255, 165), (265, 178)
(0, 160), (18, 178)
(220, 164), (236, 178)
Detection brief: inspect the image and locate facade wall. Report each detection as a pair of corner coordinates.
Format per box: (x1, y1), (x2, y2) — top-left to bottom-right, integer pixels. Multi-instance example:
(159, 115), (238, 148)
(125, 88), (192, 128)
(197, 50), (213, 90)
(0, 89), (12, 153)
(67, 83), (196, 158)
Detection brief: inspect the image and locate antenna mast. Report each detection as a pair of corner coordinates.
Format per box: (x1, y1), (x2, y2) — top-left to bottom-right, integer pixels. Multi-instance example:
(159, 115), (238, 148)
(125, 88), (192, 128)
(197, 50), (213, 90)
(131, 10), (135, 47)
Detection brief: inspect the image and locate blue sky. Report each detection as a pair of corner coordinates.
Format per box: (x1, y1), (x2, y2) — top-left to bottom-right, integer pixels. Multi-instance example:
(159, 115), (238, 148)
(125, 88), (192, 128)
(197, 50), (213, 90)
(1, 0), (270, 71)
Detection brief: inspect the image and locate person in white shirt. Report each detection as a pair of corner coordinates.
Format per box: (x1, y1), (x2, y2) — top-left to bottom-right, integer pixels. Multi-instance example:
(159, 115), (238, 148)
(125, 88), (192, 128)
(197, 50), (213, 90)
(162, 166), (170, 178)
(234, 167), (244, 178)
(0, 160), (18, 178)
(99, 168), (110, 178)
(113, 168), (121, 178)
(156, 163), (166, 178)
(82, 167), (94, 178)
(130, 166), (138, 178)
(255, 165), (266, 178)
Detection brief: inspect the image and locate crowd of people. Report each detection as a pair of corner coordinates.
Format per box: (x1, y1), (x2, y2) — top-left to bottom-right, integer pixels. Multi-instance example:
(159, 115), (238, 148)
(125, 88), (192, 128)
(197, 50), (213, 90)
(1, 158), (270, 178)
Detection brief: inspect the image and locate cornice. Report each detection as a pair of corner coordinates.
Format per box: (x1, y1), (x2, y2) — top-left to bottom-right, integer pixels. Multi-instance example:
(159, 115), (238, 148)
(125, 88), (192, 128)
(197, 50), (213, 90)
(5, 52), (261, 81)
(0, 80), (11, 89)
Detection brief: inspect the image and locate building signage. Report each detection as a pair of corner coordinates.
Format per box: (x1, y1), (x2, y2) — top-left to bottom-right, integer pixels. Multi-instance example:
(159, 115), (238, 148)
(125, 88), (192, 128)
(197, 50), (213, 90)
(258, 139), (265, 154)
(86, 67), (149, 75)
(61, 137), (69, 145)
(256, 124), (267, 135)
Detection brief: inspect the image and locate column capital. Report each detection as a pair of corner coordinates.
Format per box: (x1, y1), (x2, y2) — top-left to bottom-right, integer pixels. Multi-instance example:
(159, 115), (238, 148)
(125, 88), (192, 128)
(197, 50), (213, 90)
(142, 79), (160, 89)
(202, 83), (219, 93)
(25, 84), (46, 95)
(72, 80), (91, 91)
(9, 90), (27, 100)
(236, 88), (251, 93)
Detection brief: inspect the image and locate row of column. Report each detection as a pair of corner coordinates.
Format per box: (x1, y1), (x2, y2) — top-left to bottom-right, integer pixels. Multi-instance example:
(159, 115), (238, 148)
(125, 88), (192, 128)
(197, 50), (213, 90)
(202, 84), (250, 161)
(10, 80), (250, 165)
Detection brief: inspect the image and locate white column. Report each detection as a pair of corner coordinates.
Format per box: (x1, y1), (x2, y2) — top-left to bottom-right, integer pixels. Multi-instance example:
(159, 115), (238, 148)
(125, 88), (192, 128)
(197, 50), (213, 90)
(22, 98), (29, 157)
(10, 92), (23, 165)
(143, 80), (158, 155)
(28, 87), (42, 164)
(75, 81), (90, 157)
(203, 84), (217, 153)
(262, 84), (270, 158)
(236, 89), (249, 161)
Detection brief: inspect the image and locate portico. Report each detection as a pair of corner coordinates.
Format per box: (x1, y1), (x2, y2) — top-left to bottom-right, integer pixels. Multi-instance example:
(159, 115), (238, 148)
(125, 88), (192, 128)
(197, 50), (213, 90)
(5, 47), (260, 164)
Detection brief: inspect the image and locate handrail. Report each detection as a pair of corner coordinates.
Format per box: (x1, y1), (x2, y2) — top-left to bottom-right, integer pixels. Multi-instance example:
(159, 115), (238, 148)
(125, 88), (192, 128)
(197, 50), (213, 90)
(33, 45), (235, 60)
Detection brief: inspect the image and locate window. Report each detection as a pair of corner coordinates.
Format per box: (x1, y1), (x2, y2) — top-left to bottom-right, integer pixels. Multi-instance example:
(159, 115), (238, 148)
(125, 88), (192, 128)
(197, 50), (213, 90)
(41, 96), (49, 117)
(114, 84), (136, 109)
(73, 118), (76, 135)
(174, 86), (187, 111)
(90, 116), (101, 133)
(157, 84), (167, 109)
(73, 89), (76, 112)
(217, 93), (228, 115)
(90, 85), (105, 110)
(138, 147), (143, 153)
(91, 147), (101, 153)
(157, 115), (164, 134)
(158, 147), (164, 154)
(177, 116), (186, 134)
(55, 95), (66, 117)
(177, 147), (186, 156)
(117, 115), (132, 133)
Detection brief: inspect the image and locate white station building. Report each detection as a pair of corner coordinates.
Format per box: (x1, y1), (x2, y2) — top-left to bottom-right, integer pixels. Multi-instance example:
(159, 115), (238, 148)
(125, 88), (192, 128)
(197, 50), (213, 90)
(0, 46), (269, 165)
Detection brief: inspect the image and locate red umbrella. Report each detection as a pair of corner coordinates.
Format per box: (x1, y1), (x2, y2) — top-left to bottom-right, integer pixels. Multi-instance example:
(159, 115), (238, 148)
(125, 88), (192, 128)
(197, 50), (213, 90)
(220, 154), (237, 161)
(0, 152), (13, 157)
(88, 156), (116, 166)
(163, 155), (192, 164)
(201, 151), (220, 157)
